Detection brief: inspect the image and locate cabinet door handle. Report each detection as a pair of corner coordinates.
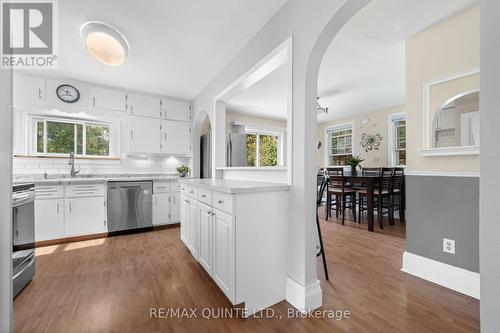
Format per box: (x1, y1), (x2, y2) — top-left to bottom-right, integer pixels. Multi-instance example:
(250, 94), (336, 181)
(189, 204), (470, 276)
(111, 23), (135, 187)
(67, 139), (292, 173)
(201, 194), (206, 198)
(190, 190), (194, 194)
(38, 88), (42, 99)
(173, 196), (176, 203)
(93, 96), (96, 107)
(164, 133), (167, 141)
(218, 200), (223, 205)
(69, 202), (72, 213)
(130, 130), (134, 140)
(56, 202), (59, 213)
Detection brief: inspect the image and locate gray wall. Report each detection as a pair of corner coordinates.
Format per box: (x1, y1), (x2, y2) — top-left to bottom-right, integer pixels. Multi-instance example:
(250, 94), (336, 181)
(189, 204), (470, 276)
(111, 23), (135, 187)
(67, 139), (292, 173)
(480, 0), (500, 331)
(406, 175), (479, 272)
(0, 69), (13, 331)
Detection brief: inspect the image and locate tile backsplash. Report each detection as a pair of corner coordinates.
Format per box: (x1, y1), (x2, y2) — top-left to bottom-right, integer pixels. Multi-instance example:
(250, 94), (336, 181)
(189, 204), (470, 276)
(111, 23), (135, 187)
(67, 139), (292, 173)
(13, 155), (190, 177)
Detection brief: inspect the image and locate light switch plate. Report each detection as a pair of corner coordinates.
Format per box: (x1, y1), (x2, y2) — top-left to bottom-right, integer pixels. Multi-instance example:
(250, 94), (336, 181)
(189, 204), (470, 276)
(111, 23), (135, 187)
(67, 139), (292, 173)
(443, 238), (455, 254)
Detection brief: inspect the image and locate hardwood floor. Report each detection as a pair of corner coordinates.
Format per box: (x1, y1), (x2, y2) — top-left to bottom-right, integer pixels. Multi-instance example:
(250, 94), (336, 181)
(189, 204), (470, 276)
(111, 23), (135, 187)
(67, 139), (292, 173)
(14, 216), (479, 333)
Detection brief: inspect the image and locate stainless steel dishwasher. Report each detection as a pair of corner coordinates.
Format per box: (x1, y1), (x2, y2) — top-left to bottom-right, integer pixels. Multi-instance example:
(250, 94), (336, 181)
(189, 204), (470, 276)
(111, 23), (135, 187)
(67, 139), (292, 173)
(107, 181), (153, 233)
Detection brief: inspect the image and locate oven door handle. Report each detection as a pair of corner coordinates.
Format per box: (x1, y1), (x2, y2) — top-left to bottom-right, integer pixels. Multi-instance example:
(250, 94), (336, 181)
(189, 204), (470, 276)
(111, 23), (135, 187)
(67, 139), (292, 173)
(12, 254), (35, 280)
(12, 190), (35, 207)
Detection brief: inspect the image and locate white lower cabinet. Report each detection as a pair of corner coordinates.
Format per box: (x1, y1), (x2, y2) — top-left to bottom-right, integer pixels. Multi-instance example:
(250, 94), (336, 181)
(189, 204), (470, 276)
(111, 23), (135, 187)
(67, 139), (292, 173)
(152, 181), (181, 226)
(198, 203), (212, 272)
(34, 183), (106, 242)
(34, 198), (65, 241)
(212, 208), (235, 300)
(153, 193), (170, 226)
(180, 191), (235, 303)
(65, 197), (106, 237)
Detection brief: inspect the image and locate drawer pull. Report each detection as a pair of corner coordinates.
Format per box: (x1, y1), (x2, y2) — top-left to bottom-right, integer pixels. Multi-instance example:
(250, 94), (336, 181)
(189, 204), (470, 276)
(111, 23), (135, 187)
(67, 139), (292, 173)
(190, 190), (194, 194)
(201, 194), (206, 198)
(218, 200), (223, 204)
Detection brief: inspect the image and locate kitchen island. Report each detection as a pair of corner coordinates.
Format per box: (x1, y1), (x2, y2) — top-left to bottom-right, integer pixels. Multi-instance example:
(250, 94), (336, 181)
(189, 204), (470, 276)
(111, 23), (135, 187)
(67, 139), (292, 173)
(178, 178), (290, 316)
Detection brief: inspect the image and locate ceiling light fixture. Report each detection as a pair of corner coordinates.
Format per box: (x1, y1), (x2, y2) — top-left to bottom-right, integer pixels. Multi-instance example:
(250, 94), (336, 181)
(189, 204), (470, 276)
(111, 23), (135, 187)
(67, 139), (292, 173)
(80, 22), (129, 66)
(317, 97), (328, 115)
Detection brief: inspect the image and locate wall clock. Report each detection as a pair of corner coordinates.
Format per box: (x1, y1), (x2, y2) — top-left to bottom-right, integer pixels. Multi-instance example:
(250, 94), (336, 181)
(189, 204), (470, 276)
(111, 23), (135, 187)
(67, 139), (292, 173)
(56, 84), (80, 103)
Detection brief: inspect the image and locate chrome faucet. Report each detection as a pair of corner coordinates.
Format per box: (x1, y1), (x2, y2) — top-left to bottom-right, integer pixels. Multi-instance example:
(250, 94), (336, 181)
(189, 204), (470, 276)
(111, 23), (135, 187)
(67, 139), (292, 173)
(69, 152), (80, 178)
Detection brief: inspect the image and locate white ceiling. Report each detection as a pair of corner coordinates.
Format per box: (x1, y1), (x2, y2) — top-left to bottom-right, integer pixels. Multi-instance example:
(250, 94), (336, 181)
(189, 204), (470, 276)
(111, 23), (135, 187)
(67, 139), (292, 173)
(34, 0), (287, 99)
(317, 0), (479, 123)
(226, 63), (288, 120)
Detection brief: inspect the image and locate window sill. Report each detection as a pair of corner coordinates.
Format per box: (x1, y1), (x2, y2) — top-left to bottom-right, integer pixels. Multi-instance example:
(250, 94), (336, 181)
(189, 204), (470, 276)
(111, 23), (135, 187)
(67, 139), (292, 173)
(14, 155), (121, 160)
(418, 146), (479, 157)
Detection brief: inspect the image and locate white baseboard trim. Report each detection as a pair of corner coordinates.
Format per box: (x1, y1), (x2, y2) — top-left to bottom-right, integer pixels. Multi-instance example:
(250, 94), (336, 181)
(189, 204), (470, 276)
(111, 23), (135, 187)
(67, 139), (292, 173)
(285, 277), (322, 312)
(401, 251), (480, 299)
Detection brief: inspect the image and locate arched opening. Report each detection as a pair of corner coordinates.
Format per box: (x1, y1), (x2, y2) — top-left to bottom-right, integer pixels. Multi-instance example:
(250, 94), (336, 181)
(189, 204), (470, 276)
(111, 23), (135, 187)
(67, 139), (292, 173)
(192, 110), (213, 179)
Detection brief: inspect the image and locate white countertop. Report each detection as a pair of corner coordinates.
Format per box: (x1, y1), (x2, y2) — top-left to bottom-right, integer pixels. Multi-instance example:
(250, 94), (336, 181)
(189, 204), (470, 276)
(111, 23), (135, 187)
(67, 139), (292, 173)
(178, 178), (290, 194)
(13, 174), (182, 185)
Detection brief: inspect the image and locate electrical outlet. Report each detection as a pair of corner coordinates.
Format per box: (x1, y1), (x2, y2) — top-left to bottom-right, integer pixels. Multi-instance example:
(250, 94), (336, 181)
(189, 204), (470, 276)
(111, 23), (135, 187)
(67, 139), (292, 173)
(443, 238), (455, 254)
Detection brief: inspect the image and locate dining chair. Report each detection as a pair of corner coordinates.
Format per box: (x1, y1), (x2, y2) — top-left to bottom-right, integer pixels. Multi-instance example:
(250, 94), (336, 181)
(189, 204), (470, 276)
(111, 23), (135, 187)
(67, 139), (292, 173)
(357, 167), (393, 229)
(316, 173), (329, 280)
(391, 167), (405, 222)
(325, 167), (357, 225)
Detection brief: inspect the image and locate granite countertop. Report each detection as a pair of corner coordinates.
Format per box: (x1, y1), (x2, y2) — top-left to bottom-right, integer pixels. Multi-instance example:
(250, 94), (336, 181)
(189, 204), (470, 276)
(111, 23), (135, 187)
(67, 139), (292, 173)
(178, 178), (290, 194)
(13, 173), (183, 185)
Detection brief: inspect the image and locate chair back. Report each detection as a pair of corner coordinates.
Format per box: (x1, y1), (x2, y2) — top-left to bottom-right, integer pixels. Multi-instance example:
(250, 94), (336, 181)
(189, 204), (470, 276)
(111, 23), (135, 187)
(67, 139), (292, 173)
(393, 167), (405, 192)
(326, 167), (345, 191)
(379, 168), (394, 194)
(362, 167), (381, 175)
(317, 173), (329, 206)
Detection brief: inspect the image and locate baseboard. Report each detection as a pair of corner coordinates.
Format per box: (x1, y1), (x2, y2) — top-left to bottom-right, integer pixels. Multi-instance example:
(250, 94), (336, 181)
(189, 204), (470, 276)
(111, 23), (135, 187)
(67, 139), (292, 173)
(285, 277), (322, 312)
(401, 251), (480, 299)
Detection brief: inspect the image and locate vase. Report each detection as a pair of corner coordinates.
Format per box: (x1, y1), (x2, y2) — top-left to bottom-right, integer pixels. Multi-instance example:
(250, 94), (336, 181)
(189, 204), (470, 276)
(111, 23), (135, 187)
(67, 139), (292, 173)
(350, 166), (357, 175)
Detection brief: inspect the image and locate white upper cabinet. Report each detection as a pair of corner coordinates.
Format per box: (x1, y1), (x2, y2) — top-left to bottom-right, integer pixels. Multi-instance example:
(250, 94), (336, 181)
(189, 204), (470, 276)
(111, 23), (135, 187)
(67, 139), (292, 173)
(13, 74), (45, 103)
(162, 120), (190, 155)
(46, 79), (90, 107)
(163, 99), (191, 122)
(129, 116), (161, 154)
(90, 86), (127, 112)
(128, 93), (162, 118)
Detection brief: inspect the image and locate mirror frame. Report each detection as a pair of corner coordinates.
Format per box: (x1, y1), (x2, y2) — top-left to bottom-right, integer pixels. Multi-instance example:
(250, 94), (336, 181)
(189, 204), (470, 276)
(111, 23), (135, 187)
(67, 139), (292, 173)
(419, 67), (480, 156)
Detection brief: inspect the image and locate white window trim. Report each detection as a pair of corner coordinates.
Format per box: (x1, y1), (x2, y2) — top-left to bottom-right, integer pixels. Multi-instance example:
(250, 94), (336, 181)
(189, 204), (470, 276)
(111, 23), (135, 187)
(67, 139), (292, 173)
(324, 121), (355, 167)
(421, 67), (480, 156)
(243, 124), (285, 167)
(28, 115), (115, 158)
(388, 112), (407, 167)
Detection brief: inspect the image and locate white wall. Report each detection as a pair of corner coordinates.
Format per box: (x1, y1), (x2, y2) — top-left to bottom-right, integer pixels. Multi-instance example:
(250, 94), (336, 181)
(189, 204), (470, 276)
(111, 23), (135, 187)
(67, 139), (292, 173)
(480, 0), (500, 331)
(192, 0), (370, 310)
(0, 69), (13, 332)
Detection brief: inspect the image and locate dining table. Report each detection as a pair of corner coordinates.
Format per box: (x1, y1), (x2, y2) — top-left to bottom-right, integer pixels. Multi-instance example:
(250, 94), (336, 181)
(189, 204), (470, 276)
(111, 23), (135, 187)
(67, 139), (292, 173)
(326, 171), (406, 232)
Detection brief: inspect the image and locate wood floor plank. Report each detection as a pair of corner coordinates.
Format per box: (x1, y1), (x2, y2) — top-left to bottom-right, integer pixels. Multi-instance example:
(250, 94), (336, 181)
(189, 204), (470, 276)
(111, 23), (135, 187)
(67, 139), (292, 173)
(14, 215), (479, 332)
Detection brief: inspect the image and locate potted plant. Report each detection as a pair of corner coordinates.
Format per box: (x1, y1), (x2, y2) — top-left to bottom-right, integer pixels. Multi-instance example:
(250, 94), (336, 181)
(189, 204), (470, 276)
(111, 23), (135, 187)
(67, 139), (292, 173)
(346, 155), (364, 175)
(176, 165), (190, 177)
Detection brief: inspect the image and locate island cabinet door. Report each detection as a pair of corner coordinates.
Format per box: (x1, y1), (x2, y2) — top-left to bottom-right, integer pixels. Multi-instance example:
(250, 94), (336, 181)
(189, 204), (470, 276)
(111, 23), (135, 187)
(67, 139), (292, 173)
(169, 192), (181, 223)
(180, 195), (189, 245)
(198, 203), (213, 273)
(187, 199), (199, 259)
(212, 208), (236, 304)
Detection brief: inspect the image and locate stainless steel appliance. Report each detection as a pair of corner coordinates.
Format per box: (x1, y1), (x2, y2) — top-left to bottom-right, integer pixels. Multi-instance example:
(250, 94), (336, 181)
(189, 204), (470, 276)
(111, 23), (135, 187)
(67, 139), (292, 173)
(226, 130), (247, 167)
(107, 181), (153, 233)
(12, 183), (35, 297)
(200, 131), (212, 178)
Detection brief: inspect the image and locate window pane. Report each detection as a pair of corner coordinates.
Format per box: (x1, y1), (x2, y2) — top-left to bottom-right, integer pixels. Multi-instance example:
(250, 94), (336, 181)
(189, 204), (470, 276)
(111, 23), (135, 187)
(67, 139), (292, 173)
(259, 135), (278, 167)
(397, 150), (406, 166)
(46, 121), (75, 154)
(86, 125), (109, 156)
(76, 124), (83, 154)
(36, 121), (44, 153)
(246, 134), (256, 167)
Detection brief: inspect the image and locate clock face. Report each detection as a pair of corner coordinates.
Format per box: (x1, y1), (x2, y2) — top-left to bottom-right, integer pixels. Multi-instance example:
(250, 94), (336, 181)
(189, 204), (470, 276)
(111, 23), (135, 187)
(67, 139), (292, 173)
(56, 84), (80, 103)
